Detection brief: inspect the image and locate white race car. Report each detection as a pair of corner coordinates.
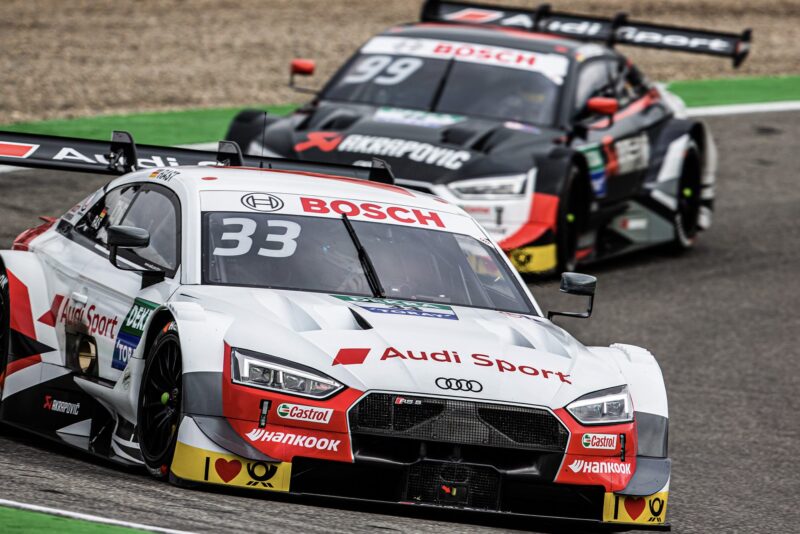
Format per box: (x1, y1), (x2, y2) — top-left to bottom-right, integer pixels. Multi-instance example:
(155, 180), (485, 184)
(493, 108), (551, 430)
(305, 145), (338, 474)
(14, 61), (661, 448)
(0, 131), (670, 529)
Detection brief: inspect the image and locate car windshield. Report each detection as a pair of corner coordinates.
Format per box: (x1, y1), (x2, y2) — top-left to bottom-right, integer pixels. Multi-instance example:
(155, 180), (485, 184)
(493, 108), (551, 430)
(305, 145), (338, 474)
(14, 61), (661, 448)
(203, 212), (533, 314)
(322, 36), (568, 126)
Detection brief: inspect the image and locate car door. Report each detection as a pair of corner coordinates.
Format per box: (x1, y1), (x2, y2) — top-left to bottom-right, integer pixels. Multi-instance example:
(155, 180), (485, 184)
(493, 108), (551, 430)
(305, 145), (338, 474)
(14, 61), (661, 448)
(75, 183), (181, 381)
(573, 56), (665, 204)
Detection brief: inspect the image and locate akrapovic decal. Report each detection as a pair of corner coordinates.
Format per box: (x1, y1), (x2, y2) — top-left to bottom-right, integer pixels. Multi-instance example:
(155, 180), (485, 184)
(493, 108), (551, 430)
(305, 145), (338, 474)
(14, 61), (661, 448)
(112, 298), (158, 371)
(294, 131), (472, 171)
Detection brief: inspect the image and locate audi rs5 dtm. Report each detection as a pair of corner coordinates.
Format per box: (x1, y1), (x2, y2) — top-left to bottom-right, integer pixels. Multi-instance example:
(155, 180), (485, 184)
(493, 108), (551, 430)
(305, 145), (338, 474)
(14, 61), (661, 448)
(1, 130), (669, 529)
(228, 0), (750, 274)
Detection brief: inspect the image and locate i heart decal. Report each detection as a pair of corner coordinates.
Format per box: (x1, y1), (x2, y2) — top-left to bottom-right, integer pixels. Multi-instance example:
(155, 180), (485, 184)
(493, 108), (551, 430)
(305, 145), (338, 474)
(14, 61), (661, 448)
(624, 496), (646, 520)
(214, 458), (242, 483)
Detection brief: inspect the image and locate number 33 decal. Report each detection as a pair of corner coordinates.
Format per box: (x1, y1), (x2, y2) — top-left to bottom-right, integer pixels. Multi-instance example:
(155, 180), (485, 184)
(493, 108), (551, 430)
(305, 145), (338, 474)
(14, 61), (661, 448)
(213, 218), (301, 258)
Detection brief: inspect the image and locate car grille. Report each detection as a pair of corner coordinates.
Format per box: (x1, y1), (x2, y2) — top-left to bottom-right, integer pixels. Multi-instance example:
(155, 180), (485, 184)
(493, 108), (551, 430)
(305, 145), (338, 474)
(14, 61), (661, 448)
(349, 393), (568, 452)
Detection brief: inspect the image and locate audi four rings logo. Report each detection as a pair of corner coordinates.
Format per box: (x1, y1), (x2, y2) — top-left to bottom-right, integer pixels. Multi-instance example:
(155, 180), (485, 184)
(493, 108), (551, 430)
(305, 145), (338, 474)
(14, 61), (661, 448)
(241, 193), (284, 212)
(435, 377), (483, 392)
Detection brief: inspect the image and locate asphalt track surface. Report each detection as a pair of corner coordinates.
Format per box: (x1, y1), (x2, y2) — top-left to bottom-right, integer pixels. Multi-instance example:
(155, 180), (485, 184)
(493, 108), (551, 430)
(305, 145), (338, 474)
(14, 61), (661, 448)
(1, 111), (798, 533)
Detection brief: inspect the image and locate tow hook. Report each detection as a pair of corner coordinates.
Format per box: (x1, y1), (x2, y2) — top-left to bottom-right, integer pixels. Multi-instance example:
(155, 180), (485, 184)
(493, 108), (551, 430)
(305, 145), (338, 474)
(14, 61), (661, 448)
(259, 400), (270, 428)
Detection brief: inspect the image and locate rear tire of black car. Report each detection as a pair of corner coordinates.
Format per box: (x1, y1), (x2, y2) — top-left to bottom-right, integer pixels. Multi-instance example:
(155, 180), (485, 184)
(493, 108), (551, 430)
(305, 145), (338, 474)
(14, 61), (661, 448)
(137, 322), (183, 480)
(557, 165), (590, 272)
(225, 109), (273, 155)
(0, 262), (9, 407)
(671, 141), (702, 251)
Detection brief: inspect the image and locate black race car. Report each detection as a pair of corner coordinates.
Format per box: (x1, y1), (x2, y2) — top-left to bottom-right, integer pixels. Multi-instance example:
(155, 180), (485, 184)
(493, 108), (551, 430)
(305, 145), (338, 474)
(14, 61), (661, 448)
(226, 0), (750, 274)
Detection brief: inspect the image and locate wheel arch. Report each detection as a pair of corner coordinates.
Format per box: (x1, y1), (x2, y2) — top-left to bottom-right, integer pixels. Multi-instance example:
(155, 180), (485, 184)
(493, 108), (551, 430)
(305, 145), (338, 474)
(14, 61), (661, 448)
(533, 147), (591, 198)
(140, 308), (176, 366)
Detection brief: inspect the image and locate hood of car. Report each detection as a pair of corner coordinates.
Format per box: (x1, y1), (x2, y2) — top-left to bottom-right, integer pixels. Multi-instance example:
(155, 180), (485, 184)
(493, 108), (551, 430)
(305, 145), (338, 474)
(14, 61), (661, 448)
(260, 102), (562, 185)
(179, 286), (624, 410)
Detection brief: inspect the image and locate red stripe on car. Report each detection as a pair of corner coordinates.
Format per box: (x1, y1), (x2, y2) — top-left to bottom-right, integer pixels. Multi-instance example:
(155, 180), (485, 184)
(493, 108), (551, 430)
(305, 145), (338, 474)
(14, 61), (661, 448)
(498, 193), (559, 250)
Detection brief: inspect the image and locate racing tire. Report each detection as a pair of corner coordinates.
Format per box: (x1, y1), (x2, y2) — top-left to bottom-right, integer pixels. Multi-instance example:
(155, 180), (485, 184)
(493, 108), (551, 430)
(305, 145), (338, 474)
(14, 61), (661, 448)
(225, 109), (273, 155)
(0, 263), (9, 405)
(137, 321), (183, 480)
(557, 165), (590, 272)
(671, 140), (702, 251)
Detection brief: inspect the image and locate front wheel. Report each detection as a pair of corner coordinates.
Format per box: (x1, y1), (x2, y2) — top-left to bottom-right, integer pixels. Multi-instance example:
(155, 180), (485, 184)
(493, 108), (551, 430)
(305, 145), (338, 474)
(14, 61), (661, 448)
(557, 165), (590, 272)
(137, 322), (183, 479)
(671, 141), (702, 250)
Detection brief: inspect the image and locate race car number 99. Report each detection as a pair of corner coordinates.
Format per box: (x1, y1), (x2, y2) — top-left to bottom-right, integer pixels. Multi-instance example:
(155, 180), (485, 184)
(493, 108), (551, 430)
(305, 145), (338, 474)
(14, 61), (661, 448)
(342, 56), (423, 86)
(213, 217), (301, 258)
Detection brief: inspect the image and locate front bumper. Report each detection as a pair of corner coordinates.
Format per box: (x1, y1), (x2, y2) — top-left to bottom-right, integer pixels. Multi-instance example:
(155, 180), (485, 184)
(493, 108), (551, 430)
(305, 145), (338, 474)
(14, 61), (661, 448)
(171, 393), (670, 529)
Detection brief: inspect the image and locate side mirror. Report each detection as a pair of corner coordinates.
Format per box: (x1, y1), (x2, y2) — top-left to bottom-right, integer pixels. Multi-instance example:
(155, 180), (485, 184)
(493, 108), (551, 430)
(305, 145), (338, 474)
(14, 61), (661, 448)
(107, 225), (149, 249)
(547, 272), (597, 321)
(291, 58), (315, 76)
(289, 58), (317, 94)
(107, 225), (151, 272)
(586, 96), (619, 116)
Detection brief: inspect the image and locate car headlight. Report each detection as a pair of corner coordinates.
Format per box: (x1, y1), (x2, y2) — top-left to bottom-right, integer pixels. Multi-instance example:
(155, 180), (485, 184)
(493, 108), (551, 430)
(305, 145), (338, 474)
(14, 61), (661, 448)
(566, 385), (633, 425)
(231, 348), (343, 399)
(448, 172), (531, 200)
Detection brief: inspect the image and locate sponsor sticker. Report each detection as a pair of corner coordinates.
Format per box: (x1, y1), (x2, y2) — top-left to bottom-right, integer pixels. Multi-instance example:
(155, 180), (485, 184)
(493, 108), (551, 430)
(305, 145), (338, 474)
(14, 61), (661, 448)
(148, 169), (179, 182)
(374, 107), (465, 128)
(579, 143), (607, 197)
(59, 300), (119, 339)
(603, 491), (668, 525)
(330, 345), (572, 383)
(294, 131), (472, 171)
(302, 198), (445, 228)
(112, 298), (158, 371)
(568, 459), (631, 475)
(241, 192), (284, 212)
(43, 395), (80, 416)
(581, 433), (618, 450)
(331, 294), (458, 320)
(170, 442), (291, 491)
(276, 403), (333, 424)
(360, 36), (568, 84)
(245, 428), (342, 452)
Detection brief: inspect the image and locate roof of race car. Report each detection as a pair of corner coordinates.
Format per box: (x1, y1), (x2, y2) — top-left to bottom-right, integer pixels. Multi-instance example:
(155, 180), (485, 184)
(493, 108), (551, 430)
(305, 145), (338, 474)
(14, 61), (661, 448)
(386, 22), (590, 56)
(122, 165), (463, 214)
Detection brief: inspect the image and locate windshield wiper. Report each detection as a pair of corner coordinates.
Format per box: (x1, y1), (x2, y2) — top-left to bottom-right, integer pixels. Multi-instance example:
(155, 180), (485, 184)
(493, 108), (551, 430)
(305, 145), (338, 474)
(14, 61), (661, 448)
(341, 214), (384, 298)
(429, 56), (456, 112)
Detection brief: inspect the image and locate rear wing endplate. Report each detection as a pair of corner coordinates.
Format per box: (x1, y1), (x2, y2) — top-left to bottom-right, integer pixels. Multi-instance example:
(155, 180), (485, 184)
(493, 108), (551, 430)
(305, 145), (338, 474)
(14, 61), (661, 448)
(0, 130), (395, 184)
(421, 0), (751, 67)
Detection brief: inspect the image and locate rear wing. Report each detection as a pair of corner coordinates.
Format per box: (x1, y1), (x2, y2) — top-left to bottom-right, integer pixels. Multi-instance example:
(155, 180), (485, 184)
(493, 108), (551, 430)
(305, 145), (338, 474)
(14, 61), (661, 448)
(0, 130), (395, 184)
(421, 1), (751, 67)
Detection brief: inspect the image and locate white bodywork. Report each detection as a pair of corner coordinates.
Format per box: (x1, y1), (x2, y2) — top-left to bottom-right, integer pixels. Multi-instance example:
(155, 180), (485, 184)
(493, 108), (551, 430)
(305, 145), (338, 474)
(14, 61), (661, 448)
(2, 166), (667, 423)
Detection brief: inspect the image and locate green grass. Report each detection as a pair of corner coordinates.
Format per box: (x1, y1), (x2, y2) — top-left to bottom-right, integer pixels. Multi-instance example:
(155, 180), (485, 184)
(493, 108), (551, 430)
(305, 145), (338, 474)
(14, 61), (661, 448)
(1, 75), (798, 146)
(0, 506), (146, 533)
(667, 75), (800, 107)
(0, 104), (297, 146)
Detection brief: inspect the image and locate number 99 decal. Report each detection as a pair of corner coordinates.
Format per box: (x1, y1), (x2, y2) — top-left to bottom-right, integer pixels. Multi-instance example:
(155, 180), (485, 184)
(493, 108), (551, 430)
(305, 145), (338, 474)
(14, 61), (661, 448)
(213, 218), (301, 258)
(342, 55), (423, 86)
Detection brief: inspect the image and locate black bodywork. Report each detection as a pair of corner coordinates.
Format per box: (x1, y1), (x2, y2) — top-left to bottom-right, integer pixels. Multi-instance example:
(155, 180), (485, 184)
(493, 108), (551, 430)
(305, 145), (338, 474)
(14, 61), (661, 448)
(227, 1), (749, 274)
